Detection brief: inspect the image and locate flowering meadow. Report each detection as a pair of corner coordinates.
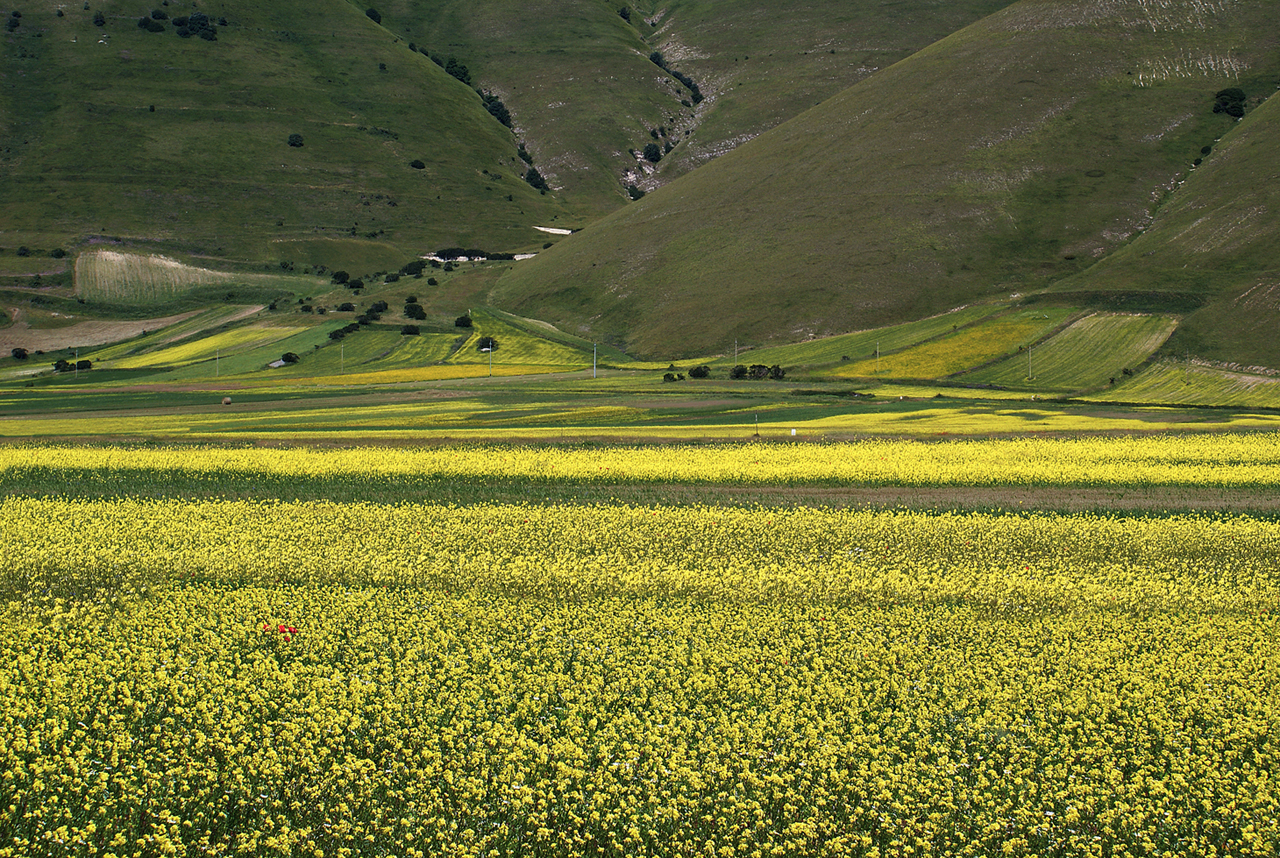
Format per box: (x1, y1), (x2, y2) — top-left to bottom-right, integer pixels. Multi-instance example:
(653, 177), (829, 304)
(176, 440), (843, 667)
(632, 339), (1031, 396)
(2, 439), (1279, 857)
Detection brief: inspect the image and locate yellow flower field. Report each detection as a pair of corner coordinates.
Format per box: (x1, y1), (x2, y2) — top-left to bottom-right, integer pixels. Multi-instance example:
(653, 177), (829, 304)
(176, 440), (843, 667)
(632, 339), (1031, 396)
(2, 440), (1279, 856)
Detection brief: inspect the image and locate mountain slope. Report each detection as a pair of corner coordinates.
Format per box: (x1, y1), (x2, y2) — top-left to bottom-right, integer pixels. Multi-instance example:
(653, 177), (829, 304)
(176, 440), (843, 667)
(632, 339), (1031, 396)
(375, 0), (1017, 214)
(0, 1), (568, 262)
(490, 0), (1279, 359)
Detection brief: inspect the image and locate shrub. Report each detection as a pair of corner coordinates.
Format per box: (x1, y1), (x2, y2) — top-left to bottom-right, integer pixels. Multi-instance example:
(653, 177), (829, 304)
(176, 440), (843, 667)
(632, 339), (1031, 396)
(663, 372), (678, 383)
(331, 270), (349, 284)
(427, 277), (439, 286)
(729, 364), (748, 379)
(328, 330), (346, 341)
(444, 57), (471, 85)
(643, 142), (662, 163)
(365, 8), (381, 24)
(287, 133), (304, 148)
(404, 303), (426, 320)
(384, 273), (399, 283)
(455, 314), (473, 328)
(480, 92), (512, 128)
(618, 7), (630, 22)
(689, 365), (710, 378)
(401, 324), (420, 335)
(93, 11), (105, 26)
(281, 352), (299, 364)
(1214, 87), (1246, 117)
(347, 279), (364, 290)
(151, 9), (168, 20)
(337, 302), (355, 312)
(11, 348), (28, 360)
(53, 359), (72, 372)
(369, 300), (389, 313)
(409, 159), (425, 169)
(749, 364), (769, 380)
(76, 359), (92, 371)
(518, 143), (533, 165)
(405, 295), (418, 303)
(400, 260), (427, 276)
(477, 335), (498, 352)
(769, 364), (785, 380)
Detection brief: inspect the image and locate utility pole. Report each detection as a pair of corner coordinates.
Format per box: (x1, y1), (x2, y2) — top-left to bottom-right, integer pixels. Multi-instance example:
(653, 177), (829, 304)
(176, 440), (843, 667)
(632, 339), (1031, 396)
(876, 341), (880, 374)
(340, 343), (344, 374)
(75, 348), (79, 379)
(216, 349), (219, 377)
(593, 343), (597, 379)
(1027, 343), (1032, 380)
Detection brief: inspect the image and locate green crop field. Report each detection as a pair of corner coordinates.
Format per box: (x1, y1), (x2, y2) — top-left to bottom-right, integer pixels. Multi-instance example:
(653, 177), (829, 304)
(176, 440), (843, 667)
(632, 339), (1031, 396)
(962, 313), (1178, 392)
(831, 308), (1074, 380)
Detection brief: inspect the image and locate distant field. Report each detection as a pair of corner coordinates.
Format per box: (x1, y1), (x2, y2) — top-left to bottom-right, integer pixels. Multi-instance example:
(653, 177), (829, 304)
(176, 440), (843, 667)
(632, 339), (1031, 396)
(1090, 361), (1280, 408)
(728, 304), (1006, 370)
(74, 251), (314, 305)
(962, 313), (1177, 391)
(831, 309), (1074, 380)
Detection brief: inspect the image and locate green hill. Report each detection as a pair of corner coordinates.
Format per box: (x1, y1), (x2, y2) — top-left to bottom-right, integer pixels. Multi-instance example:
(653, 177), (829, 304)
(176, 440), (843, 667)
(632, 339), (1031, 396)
(0, 1), (569, 263)
(490, 0), (1280, 360)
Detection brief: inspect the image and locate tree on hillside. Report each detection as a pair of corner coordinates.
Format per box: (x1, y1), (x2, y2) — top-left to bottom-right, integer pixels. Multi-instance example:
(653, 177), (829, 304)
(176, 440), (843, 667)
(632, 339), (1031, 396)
(287, 133), (304, 148)
(365, 8), (382, 24)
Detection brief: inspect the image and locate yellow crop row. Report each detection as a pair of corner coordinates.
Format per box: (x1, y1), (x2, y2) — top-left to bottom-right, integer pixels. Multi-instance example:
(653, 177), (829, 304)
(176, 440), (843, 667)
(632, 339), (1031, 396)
(6, 433), (1280, 487)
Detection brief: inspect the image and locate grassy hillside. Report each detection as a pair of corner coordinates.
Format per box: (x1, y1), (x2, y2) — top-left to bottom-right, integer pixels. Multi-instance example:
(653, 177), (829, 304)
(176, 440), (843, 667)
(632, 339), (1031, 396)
(1053, 89), (1280, 369)
(0, 1), (568, 262)
(491, 0), (1280, 360)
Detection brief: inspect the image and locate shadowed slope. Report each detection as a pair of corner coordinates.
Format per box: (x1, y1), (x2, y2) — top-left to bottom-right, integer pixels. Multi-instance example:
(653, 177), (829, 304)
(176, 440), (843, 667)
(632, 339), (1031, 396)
(490, 0), (1279, 360)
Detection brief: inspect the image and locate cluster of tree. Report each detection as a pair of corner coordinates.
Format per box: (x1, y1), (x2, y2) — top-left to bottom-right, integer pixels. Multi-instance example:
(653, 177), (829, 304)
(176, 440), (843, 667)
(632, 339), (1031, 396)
(648, 51), (703, 104)
(401, 325), (419, 335)
(456, 314), (473, 328)
(11, 348), (28, 360)
(6, 11), (19, 32)
(134, 9), (220, 39)
(328, 322), (362, 341)
(1213, 87), (1247, 118)
(525, 167), (549, 192)
(477, 336), (498, 352)
(480, 91), (512, 128)
(280, 352), (299, 364)
(53, 358), (93, 372)
(730, 364), (785, 380)
(404, 295), (426, 320)
(365, 8), (381, 24)
(663, 365), (711, 382)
